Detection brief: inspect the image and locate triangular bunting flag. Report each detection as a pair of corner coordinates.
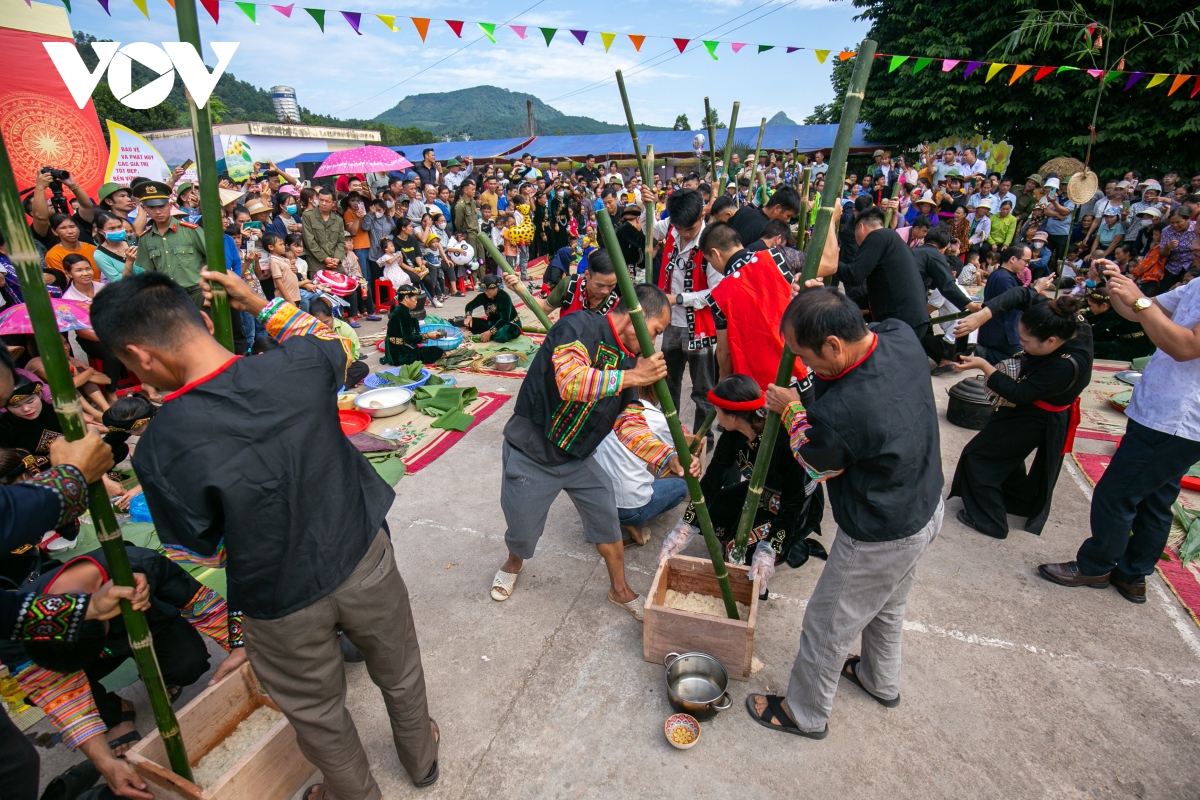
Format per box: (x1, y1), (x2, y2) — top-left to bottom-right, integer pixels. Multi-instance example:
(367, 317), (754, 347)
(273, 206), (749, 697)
(888, 55), (908, 73)
(1104, 70), (1121, 84)
(412, 17), (429, 41)
(628, 34), (645, 51)
(570, 30), (587, 45)
(1191, 76), (1200, 99)
(1056, 66), (1079, 73)
(758, 45), (773, 53)
(271, 4), (294, 17)
(1146, 73), (1168, 88)
(60, 0), (70, 11)
(941, 59), (960, 72)
(786, 47), (800, 54)
(164, 0), (173, 8)
(814, 49), (829, 63)
(1086, 68), (1103, 78)
(963, 61), (982, 78)
(305, 7), (324, 31)
(1123, 71), (1147, 91)
(541, 27), (556, 46)
(913, 57), (933, 74)
(703, 41), (719, 60)
(510, 25), (526, 39)
(838, 51), (855, 61)
(1034, 66), (1054, 81)
(478, 22), (496, 42)
(673, 38), (689, 53)
(199, 0), (218, 22)
(1168, 74), (1190, 95)
(131, 0), (149, 18)
(1009, 64), (1032, 84)
(446, 20), (464, 37)
(601, 32), (615, 51)
(235, 1), (256, 22)
(96, 0), (109, 15)
(986, 63), (1007, 82)
(341, 12), (361, 34)
(376, 14), (395, 31)
(731, 43), (746, 53)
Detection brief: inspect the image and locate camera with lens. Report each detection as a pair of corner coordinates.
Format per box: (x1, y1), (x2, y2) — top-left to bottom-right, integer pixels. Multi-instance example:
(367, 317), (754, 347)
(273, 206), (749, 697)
(40, 166), (71, 182)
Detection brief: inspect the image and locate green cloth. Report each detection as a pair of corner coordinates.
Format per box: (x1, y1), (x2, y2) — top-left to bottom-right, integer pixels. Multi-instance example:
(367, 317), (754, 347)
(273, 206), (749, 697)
(134, 220), (207, 288)
(473, 335), (539, 358)
(366, 451), (407, 486)
(414, 384), (479, 431)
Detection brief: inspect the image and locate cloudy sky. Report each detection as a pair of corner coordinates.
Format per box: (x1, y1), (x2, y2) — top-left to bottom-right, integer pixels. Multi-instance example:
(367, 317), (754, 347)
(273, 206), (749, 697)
(66, 0), (870, 128)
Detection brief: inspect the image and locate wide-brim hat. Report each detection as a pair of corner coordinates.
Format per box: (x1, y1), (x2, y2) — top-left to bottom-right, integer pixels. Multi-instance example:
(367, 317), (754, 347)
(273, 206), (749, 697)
(1136, 207), (1163, 219)
(176, 181), (196, 197)
(914, 191), (936, 207)
(218, 187), (245, 207)
(244, 199), (271, 216)
(446, 157), (462, 168)
(1026, 173), (1044, 186)
(1031, 231), (1049, 242)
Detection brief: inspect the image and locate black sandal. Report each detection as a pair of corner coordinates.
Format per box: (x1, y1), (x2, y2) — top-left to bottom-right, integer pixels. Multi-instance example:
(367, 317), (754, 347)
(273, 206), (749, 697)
(744, 694), (828, 739)
(841, 656), (900, 708)
(107, 730), (142, 752)
(304, 785), (330, 800)
(39, 761), (101, 800)
(414, 718), (440, 788)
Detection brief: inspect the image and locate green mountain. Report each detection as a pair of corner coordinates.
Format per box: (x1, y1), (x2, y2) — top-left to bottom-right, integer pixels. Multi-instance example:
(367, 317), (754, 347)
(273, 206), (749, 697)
(767, 111), (796, 126)
(373, 86), (668, 140)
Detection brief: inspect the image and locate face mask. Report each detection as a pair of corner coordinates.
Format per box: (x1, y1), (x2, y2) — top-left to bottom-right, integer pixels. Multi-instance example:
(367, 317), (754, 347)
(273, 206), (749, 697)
(385, 200), (395, 208)
(1032, 242), (1043, 250)
(1085, 279), (1097, 288)
(374, 211), (384, 219)
(285, 204), (297, 215)
(104, 230), (127, 243)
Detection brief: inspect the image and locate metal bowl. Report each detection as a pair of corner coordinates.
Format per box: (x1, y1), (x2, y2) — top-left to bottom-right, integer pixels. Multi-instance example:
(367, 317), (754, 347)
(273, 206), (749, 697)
(491, 353), (521, 372)
(664, 652), (732, 721)
(354, 387), (413, 418)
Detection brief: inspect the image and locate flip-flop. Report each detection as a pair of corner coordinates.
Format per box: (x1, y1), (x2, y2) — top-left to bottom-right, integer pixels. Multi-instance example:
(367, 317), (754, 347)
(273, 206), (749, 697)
(841, 656), (900, 708)
(607, 593), (645, 622)
(107, 730), (142, 754)
(491, 568), (520, 601)
(304, 785), (330, 800)
(744, 694), (828, 739)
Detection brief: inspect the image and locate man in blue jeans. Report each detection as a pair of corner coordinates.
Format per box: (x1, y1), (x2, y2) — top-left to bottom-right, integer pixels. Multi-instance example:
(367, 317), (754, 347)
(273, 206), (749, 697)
(1040, 261), (1200, 603)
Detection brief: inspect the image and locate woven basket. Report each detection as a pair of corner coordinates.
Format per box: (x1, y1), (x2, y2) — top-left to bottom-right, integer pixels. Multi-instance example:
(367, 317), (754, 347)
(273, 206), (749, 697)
(1067, 169), (1099, 204)
(1038, 157), (1086, 182)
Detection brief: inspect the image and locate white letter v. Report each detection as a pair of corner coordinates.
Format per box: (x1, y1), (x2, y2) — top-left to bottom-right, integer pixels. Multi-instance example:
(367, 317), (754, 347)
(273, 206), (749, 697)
(163, 42), (238, 109)
(44, 41), (120, 109)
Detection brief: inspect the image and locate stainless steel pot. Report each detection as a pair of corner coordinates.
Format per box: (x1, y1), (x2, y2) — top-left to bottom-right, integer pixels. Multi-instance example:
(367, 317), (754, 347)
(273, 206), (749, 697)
(664, 652), (732, 721)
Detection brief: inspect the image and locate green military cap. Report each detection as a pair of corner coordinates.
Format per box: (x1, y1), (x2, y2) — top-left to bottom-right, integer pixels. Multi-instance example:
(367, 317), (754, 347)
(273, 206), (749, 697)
(97, 182), (127, 202)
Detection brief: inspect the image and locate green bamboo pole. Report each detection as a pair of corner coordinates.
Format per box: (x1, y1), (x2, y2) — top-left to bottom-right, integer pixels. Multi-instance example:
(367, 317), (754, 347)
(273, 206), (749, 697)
(689, 407), (716, 456)
(717, 101), (740, 198)
(0, 138), (193, 780)
(883, 177), (903, 227)
(704, 97), (719, 185)
(729, 39), (878, 560)
(750, 117), (766, 205)
(798, 165), (812, 249)
(930, 309), (972, 326)
(596, 210), (739, 619)
(174, 0), (234, 353)
(478, 233), (555, 330)
(615, 70), (648, 184)
(642, 144), (656, 284)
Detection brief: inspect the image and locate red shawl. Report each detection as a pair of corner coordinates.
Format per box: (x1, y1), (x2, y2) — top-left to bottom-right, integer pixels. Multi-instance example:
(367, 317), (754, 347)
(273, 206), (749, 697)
(658, 226), (717, 351)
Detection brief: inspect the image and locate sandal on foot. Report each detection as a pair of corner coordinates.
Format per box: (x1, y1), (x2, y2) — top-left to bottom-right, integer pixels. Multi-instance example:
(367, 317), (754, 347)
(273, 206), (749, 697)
(744, 694), (828, 739)
(491, 568), (520, 601)
(608, 593), (645, 622)
(841, 656), (900, 708)
(107, 730), (141, 755)
(304, 785), (331, 800)
(40, 760), (101, 800)
(414, 719), (440, 788)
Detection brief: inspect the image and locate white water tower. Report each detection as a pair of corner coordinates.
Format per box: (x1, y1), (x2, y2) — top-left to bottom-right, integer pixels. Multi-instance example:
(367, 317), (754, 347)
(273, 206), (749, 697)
(272, 86), (300, 124)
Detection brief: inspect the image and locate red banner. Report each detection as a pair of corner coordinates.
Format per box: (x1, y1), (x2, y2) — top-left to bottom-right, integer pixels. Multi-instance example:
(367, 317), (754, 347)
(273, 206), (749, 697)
(0, 23), (107, 198)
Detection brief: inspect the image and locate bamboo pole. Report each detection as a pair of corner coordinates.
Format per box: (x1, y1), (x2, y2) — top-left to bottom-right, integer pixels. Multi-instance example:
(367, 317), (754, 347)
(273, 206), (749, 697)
(615, 70), (648, 184)
(717, 101), (741, 198)
(477, 232), (555, 330)
(930, 309), (972, 325)
(597, 210), (740, 620)
(750, 117), (766, 205)
(798, 166), (812, 250)
(173, 0), (234, 354)
(704, 97), (719, 185)
(643, 144), (656, 284)
(729, 39), (879, 560)
(689, 407), (716, 456)
(0, 137), (193, 780)
(883, 177), (903, 227)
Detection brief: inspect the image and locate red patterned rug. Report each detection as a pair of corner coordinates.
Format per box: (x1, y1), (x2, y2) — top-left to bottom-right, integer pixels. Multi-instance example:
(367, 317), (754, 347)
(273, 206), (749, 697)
(366, 391), (511, 473)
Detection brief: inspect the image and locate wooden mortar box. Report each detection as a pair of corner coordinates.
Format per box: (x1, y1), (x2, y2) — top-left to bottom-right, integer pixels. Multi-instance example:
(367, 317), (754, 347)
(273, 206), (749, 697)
(125, 662), (314, 800)
(644, 555), (760, 681)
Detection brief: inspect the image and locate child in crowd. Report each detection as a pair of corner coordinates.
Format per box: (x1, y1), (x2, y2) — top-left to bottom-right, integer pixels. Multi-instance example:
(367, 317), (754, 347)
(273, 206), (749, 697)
(958, 250), (981, 286)
(263, 231), (300, 305)
(376, 236), (410, 306)
(285, 233), (309, 278)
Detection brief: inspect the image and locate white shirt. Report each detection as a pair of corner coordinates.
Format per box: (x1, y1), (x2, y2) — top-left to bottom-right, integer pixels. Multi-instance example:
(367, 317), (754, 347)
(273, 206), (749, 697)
(1127, 278), (1200, 441)
(442, 164), (474, 191)
(592, 405), (673, 507)
(652, 218), (723, 328)
(962, 158), (989, 177)
(63, 282), (104, 304)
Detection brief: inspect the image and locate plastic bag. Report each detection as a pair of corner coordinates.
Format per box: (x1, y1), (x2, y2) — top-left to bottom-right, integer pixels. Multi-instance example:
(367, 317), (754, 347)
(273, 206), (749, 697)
(127, 493), (153, 523)
(658, 521), (698, 565)
(747, 540), (776, 593)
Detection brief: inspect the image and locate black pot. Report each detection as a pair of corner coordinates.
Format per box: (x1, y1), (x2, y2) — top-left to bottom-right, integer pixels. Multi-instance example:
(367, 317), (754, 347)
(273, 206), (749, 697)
(946, 376), (996, 430)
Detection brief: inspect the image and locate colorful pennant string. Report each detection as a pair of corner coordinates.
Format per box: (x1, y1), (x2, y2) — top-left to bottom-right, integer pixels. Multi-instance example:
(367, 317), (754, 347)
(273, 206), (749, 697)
(478, 22), (496, 42)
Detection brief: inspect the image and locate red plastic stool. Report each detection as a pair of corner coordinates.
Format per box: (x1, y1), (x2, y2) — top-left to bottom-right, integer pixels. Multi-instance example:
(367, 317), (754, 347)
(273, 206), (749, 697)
(374, 282), (393, 310)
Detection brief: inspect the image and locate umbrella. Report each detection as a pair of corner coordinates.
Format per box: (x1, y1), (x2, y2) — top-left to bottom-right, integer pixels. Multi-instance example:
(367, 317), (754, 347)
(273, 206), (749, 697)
(313, 146), (414, 178)
(0, 299), (92, 335)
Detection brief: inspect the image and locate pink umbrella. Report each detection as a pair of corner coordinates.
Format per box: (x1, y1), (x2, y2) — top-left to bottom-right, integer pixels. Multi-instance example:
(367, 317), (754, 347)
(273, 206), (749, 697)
(313, 146), (414, 178)
(0, 299), (92, 336)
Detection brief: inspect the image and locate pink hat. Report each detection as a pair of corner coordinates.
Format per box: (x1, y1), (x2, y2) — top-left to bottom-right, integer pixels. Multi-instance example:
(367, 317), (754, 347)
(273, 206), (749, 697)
(278, 184), (300, 197)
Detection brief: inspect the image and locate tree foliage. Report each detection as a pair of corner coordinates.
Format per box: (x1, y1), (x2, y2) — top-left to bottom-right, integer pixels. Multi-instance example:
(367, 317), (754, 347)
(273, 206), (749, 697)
(674, 113), (691, 130)
(358, 121), (435, 146)
(701, 107), (727, 130)
(813, 2), (1200, 179)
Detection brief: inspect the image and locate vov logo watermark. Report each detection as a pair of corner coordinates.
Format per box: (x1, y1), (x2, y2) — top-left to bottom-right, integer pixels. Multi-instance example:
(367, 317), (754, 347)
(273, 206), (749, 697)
(44, 41), (239, 110)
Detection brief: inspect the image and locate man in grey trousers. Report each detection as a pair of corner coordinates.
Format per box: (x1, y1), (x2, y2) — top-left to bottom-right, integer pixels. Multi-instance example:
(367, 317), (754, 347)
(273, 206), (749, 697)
(748, 288), (944, 738)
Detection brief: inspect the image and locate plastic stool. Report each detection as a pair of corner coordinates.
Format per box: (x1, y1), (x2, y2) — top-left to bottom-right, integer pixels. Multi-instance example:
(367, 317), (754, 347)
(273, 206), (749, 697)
(374, 282), (393, 309)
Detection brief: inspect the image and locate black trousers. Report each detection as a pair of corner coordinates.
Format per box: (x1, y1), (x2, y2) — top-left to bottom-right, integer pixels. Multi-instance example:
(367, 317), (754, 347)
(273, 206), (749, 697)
(76, 335), (124, 385)
(1077, 418), (1200, 581)
(345, 359), (369, 388)
(0, 712), (38, 800)
(86, 615), (211, 728)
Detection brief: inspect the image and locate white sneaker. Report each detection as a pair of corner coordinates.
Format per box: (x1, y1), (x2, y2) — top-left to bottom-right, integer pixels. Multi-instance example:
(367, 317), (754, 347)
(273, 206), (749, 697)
(432, 298), (444, 308)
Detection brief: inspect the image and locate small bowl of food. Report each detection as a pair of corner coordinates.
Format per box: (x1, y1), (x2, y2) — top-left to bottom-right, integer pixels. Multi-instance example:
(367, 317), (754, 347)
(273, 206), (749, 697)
(663, 713), (700, 750)
(354, 387), (413, 418)
(491, 353), (521, 372)
(337, 392), (359, 410)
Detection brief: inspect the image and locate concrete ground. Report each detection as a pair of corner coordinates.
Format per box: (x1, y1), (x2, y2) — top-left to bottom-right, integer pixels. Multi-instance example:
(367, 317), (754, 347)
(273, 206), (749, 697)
(31, 294), (1200, 799)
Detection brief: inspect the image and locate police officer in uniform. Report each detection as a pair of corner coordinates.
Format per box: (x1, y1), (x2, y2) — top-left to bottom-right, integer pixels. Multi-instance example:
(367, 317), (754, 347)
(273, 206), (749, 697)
(132, 181), (208, 307)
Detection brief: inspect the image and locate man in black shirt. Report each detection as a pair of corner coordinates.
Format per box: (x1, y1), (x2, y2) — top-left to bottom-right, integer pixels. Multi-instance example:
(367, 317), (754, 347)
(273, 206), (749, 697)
(911, 225), (981, 368)
(92, 272), (440, 798)
(818, 205), (931, 342)
(746, 288), (943, 739)
(728, 187), (802, 246)
(575, 154), (601, 186)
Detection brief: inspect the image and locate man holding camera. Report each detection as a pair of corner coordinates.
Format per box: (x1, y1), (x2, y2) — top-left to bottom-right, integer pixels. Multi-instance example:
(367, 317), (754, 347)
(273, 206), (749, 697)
(27, 167), (95, 250)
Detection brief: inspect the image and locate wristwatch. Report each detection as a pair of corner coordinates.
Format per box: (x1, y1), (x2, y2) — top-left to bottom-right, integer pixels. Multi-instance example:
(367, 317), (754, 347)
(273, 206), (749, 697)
(1132, 297), (1152, 313)
(675, 294), (685, 305)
